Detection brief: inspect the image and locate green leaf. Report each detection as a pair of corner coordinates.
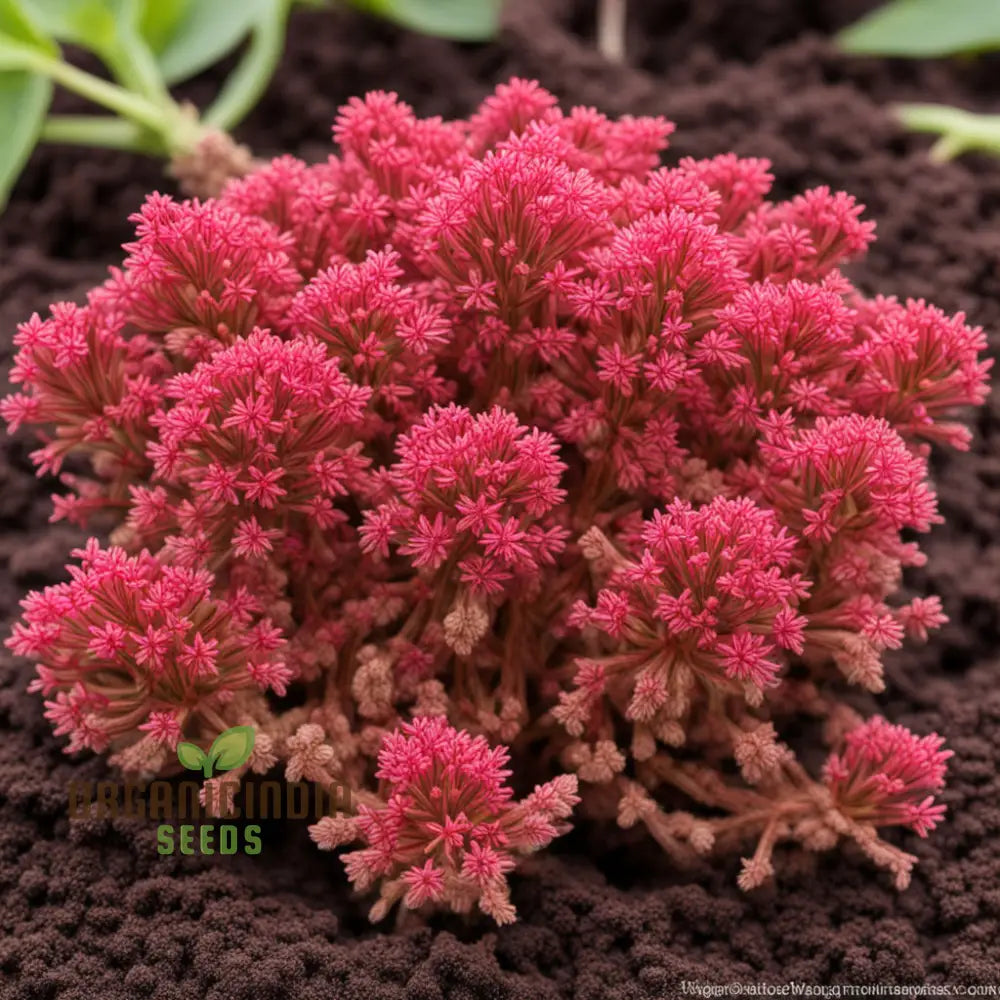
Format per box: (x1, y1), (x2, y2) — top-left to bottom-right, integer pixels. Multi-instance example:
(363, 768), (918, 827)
(148, 0), (268, 85)
(353, 0), (502, 41)
(0, 0), (57, 207)
(27, 0), (168, 100)
(0, 0), (58, 49)
(176, 741), (208, 772)
(0, 69), (51, 207)
(0, 0), (59, 58)
(136, 0), (191, 54)
(208, 726), (256, 772)
(28, 0), (133, 55)
(837, 0), (1000, 58)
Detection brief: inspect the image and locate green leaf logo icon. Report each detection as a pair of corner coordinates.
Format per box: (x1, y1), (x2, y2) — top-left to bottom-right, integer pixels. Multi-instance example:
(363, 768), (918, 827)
(177, 741), (208, 773)
(176, 726), (255, 778)
(209, 726), (256, 772)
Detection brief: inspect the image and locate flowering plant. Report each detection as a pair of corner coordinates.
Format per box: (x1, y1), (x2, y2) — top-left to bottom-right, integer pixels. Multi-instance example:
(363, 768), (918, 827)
(4, 79), (988, 922)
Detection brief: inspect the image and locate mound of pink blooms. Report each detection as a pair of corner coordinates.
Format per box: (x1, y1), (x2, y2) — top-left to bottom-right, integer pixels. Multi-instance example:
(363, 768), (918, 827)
(3, 79), (990, 922)
(311, 715), (579, 923)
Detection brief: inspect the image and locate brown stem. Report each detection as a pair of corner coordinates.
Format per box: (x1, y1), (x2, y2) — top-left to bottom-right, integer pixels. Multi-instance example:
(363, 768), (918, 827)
(169, 128), (258, 199)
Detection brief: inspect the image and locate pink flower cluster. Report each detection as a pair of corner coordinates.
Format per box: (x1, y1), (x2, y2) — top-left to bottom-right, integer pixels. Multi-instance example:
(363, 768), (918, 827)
(140, 329), (371, 572)
(361, 405), (568, 596)
(561, 497), (808, 751)
(825, 716), (952, 838)
(4, 80), (989, 918)
(10, 540), (288, 754)
(314, 716), (578, 922)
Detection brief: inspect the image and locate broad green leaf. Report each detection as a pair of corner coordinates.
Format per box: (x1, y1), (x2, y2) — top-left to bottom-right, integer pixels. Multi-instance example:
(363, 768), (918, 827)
(0, 0), (59, 51)
(27, 0), (167, 100)
(0, 0), (57, 207)
(837, 0), (1000, 58)
(355, 0), (502, 41)
(176, 741), (208, 771)
(0, 70), (51, 206)
(28, 0), (134, 56)
(150, 0), (268, 85)
(208, 726), (256, 772)
(136, 0), (191, 55)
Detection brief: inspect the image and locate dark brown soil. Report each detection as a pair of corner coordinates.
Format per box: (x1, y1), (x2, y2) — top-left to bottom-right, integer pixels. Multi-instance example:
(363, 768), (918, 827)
(3, 2), (1000, 996)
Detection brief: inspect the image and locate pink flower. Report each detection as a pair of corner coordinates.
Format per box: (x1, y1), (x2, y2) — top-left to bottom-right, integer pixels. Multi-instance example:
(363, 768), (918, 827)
(739, 186), (875, 282)
(1, 77), (986, 907)
(825, 717), (952, 836)
(676, 153), (774, 231)
(288, 249), (451, 426)
(0, 303), (164, 519)
(333, 89), (468, 207)
(759, 415), (944, 689)
(98, 194), (301, 363)
(470, 80), (671, 184)
(559, 497), (809, 747)
(138, 329), (371, 569)
(898, 596), (948, 642)
(709, 279), (857, 430)
(762, 415), (940, 541)
(341, 717), (578, 923)
(401, 859), (446, 908)
(7, 541), (288, 753)
(138, 710), (183, 748)
(361, 405), (568, 595)
(848, 297), (992, 450)
(415, 131), (614, 386)
(468, 78), (560, 153)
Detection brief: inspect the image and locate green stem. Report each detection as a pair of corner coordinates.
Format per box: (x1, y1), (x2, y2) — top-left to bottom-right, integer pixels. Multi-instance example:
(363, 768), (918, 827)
(40, 115), (160, 154)
(103, 37), (172, 107)
(895, 103), (1000, 161)
(4, 40), (201, 156)
(203, 0), (290, 130)
(15, 47), (165, 132)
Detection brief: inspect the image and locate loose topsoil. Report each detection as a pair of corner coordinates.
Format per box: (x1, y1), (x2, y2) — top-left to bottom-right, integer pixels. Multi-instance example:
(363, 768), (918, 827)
(3, 2), (1000, 997)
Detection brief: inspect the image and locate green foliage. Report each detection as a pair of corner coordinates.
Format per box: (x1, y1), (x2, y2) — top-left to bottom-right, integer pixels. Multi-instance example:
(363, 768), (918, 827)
(0, 0), (286, 208)
(30, 0), (139, 53)
(136, 0), (190, 53)
(353, 0), (502, 41)
(17, 0), (274, 87)
(0, 0), (56, 206)
(0, 0), (61, 58)
(30, 0), (166, 98)
(839, 0), (1000, 161)
(837, 0), (1000, 58)
(896, 104), (1000, 161)
(146, 0), (271, 85)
